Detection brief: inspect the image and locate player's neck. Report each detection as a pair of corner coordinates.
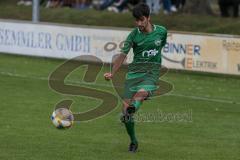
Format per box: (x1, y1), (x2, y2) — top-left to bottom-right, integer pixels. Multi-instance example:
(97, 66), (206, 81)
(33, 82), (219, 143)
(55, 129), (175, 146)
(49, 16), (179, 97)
(143, 23), (153, 34)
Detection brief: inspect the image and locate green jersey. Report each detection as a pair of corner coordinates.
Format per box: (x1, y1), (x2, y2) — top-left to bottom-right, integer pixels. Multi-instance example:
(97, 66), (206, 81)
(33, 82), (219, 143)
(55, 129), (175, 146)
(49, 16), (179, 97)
(121, 25), (167, 79)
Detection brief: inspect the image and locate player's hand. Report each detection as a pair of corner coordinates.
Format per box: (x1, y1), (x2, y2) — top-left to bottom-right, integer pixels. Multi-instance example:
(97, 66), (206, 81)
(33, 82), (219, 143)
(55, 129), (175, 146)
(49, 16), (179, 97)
(104, 72), (113, 81)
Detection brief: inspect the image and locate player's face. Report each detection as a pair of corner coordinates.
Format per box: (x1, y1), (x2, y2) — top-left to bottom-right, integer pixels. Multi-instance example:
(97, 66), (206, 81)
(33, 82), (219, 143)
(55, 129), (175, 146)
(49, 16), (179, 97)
(135, 16), (150, 32)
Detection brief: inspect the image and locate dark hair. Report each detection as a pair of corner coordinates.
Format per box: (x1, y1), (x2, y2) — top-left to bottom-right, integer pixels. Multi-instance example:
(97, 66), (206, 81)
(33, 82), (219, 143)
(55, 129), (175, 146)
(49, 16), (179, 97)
(132, 3), (150, 19)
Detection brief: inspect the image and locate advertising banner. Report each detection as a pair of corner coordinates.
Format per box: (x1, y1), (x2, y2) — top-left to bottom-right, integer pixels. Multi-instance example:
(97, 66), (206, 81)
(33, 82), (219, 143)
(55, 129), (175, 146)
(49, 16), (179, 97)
(0, 20), (239, 75)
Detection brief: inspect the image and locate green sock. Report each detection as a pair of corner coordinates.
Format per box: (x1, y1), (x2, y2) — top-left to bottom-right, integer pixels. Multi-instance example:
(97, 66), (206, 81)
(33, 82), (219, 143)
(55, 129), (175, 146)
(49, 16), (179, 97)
(124, 116), (138, 144)
(131, 100), (142, 111)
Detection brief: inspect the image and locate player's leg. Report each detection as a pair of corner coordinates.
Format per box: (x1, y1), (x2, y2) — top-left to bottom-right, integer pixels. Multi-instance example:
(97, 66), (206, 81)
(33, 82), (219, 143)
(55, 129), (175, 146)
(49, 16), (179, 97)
(123, 89), (149, 152)
(121, 78), (151, 152)
(126, 88), (149, 114)
(121, 99), (138, 152)
(127, 73), (158, 113)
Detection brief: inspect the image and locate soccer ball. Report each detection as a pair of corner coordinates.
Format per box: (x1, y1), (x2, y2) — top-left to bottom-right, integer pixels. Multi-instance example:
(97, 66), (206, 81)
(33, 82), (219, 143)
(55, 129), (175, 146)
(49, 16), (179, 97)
(51, 108), (74, 129)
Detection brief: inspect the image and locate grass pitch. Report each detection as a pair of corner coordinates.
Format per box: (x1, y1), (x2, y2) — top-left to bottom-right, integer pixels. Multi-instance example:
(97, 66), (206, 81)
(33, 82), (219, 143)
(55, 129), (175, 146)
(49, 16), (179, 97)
(0, 53), (239, 160)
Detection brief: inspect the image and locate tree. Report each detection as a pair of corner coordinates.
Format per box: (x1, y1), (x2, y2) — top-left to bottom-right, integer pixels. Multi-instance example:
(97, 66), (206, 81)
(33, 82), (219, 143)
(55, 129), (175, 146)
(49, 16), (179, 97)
(183, 0), (214, 15)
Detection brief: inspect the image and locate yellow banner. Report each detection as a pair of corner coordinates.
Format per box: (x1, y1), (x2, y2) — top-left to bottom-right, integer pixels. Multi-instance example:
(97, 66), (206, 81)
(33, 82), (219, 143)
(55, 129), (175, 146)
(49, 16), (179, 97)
(162, 32), (240, 75)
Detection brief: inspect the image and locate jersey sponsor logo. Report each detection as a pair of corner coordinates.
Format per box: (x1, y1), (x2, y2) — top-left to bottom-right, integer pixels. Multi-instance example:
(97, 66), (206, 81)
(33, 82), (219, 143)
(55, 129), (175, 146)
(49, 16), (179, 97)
(142, 49), (158, 57)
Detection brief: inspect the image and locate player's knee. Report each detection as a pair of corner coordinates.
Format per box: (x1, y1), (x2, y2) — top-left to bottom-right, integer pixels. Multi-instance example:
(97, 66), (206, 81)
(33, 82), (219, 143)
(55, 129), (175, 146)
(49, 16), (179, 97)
(123, 100), (130, 108)
(134, 90), (149, 101)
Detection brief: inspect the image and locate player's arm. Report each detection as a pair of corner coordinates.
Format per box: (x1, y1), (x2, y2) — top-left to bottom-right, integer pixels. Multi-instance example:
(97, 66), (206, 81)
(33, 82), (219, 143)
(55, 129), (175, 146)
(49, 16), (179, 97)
(104, 29), (135, 81)
(104, 53), (127, 80)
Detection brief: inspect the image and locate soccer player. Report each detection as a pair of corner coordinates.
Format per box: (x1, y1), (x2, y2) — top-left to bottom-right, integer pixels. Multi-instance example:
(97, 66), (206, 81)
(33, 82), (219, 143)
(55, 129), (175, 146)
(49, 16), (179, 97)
(104, 3), (167, 152)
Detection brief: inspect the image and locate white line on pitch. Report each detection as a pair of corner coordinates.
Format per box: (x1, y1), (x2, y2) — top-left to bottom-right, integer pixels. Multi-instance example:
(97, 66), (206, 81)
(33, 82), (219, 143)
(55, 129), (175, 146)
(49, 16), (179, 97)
(0, 71), (239, 105)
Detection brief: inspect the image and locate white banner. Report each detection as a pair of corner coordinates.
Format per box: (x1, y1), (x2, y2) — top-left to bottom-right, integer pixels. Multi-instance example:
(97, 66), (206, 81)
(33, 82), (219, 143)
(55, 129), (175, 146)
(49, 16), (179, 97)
(0, 21), (128, 62)
(0, 20), (239, 75)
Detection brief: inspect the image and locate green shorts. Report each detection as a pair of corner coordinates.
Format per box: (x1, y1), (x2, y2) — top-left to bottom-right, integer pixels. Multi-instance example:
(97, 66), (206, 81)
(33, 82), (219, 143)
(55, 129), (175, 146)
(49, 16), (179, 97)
(123, 73), (159, 99)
